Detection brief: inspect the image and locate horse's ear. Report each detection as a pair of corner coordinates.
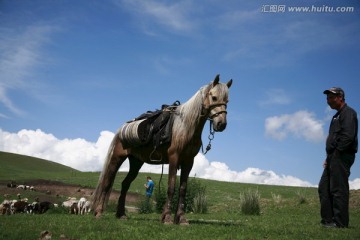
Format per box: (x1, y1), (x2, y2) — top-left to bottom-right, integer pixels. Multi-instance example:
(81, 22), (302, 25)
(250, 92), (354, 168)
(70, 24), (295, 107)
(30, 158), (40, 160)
(226, 79), (233, 89)
(212, 74), (220, 86)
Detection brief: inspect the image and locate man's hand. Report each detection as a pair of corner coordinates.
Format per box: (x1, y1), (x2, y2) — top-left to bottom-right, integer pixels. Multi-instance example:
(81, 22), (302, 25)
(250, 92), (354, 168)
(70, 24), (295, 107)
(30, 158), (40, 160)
(323, 160), (327, 168)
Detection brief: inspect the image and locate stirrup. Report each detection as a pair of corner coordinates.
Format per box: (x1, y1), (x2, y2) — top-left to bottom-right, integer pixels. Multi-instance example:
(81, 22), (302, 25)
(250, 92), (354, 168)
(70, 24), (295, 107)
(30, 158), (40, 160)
(149, 147), (162, 163)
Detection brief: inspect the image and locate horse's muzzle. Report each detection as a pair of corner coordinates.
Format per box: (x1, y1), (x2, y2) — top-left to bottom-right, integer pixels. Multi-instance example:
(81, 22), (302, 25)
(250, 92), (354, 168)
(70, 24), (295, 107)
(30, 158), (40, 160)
(213, 121), (227, 132)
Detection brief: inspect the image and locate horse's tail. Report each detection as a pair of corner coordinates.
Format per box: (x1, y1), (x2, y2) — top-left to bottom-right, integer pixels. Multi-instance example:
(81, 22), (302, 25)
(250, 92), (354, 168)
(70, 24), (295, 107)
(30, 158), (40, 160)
(91, 131), (120, 215)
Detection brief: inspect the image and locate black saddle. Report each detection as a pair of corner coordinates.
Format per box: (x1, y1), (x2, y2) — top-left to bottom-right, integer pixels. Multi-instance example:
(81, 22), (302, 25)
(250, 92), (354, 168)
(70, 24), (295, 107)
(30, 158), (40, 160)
(130, 100), (180, 149)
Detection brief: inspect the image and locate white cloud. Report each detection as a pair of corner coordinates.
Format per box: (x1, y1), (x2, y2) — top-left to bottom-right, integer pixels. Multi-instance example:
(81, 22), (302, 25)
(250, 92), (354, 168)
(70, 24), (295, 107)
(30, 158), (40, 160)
(118, 0), (196, 33)
(220, 9), (259, 26)
(0, 129), (111, 171)
(259, 89), (291, 106)
(0, 86), (24, 116)
(0, 24), (55, 116)
(0, 128), (327, 188)
(190, 154), (315, 187)
(265, 110), (325, 143)
(0, 112), (10, 119)
(349, 178), (360, 190)
(2, 128), (359, 189)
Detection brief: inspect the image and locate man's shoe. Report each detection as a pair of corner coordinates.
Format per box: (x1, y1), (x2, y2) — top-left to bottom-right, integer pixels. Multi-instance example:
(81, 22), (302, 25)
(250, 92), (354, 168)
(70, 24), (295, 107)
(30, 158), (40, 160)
(321, 222), (338, 228)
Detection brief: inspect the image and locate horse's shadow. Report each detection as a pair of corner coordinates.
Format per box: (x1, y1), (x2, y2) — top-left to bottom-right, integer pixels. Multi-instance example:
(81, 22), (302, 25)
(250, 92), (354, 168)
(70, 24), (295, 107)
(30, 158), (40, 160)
(130, 216), (243, 226)
(189, 219), (243, 226)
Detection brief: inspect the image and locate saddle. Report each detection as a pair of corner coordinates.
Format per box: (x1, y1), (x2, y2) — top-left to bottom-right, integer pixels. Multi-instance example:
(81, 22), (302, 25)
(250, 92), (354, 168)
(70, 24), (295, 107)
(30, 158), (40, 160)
(119, 101), (180, 149)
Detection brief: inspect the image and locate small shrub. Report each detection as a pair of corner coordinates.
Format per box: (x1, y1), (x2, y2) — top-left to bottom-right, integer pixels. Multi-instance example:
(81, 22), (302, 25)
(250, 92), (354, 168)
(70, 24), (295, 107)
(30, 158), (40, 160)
(155, 183), (167, 213)
(295, 190), (307, 204)
(138, 197), (153, 214)
(192, 190), (208, 214)
(271, 192), (282, 204)
(240, 189), (261, 215)
(154, 177), (207, 213)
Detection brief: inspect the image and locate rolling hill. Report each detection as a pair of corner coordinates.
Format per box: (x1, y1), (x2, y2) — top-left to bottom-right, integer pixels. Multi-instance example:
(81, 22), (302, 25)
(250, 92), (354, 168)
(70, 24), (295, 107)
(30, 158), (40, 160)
(0, 151), (80, 181)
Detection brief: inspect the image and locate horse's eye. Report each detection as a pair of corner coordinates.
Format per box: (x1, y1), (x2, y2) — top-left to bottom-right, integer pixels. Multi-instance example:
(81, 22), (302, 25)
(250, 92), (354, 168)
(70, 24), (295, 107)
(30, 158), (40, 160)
(212, 96), (218, 102)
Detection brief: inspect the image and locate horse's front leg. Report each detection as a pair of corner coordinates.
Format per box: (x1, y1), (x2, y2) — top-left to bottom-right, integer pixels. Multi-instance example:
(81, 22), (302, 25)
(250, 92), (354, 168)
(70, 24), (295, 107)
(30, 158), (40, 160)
(161, 157), (178, 224)
(175, 159), (193, 225)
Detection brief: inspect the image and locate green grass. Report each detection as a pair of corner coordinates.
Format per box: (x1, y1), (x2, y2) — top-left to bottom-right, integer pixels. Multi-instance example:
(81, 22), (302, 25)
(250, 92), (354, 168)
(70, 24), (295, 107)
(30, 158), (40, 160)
(1, 151), (360, 239)
(2, 204), (360, 240)
(0, 151), (79, 181)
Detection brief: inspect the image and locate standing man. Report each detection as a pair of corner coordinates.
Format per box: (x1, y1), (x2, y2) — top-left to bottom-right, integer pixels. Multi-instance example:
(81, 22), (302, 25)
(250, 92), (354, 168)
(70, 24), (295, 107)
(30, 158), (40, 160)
(144, 176), (155, 198)
(319, 87), (358, 228)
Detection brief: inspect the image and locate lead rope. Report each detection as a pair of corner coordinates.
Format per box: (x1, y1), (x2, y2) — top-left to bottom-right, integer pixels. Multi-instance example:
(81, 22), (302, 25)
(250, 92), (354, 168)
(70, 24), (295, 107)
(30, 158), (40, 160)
(202, 120), (215, 155)
(158, 162), (164, 196)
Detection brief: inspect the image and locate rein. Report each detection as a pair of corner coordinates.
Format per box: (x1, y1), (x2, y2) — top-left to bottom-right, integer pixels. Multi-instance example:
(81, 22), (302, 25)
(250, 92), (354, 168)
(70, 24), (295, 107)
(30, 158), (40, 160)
(201, 102), (227, 155)
(202, 120), (215, 155)
(158, 162), (164, 196)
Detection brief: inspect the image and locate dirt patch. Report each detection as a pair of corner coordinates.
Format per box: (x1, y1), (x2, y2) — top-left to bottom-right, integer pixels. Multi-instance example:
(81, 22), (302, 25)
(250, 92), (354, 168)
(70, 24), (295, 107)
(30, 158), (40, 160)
(0, 179), (141, 206)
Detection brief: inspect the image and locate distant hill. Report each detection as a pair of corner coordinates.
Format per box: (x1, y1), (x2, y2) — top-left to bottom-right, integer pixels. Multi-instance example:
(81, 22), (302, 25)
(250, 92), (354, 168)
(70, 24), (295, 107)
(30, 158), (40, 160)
(0, 151), (79, 181)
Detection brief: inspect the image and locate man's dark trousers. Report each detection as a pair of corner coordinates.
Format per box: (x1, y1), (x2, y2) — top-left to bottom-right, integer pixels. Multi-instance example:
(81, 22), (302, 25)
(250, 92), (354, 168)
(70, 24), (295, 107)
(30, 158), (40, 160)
(318, 151), (355, 227)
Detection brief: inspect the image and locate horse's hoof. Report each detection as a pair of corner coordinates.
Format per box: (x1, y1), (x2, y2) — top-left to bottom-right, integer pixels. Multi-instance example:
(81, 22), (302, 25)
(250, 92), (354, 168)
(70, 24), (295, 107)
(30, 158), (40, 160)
(162, 214), (173, 224)
(163, 220), (174, 225)
(116, 212), (128, 220)
(94, 210), (102, 219)
(179, 221), (190, 226)
(177, 216), (189, 225)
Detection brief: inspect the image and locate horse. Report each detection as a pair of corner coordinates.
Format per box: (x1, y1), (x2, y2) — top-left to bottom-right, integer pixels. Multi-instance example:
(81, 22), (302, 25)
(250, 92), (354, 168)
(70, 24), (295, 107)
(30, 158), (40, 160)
(91, 74), (232, 224)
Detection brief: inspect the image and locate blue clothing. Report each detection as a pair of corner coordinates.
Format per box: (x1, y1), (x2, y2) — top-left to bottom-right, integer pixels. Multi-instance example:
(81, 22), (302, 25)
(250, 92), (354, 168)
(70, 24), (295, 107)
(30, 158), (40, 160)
(146, 180), (154, 197)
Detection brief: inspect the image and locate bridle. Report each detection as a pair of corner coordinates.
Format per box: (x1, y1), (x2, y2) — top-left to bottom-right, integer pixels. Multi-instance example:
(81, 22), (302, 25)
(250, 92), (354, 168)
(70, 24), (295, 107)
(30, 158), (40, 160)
(201, 102), (228, 119)
(208, 103), (228, 119)
(201, 101), (228, 155)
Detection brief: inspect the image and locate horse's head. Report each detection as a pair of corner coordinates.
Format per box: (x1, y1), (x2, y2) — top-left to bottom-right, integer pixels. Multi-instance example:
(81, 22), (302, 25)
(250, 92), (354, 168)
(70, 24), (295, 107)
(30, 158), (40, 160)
(203, 74), (232, 132)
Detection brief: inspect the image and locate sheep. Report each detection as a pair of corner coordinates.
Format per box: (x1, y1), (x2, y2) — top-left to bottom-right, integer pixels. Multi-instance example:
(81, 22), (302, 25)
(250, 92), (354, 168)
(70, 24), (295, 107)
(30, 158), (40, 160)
(62, 198), (78, 214)
(70, 202), (78, 214)
(26, 202), (40, 214)
(12, 201), (28, 214)
(0, 203), (11, 215)
(77, 197), (87, 215)
(81, 200), (91, 215)
(39, 201), (54, 214)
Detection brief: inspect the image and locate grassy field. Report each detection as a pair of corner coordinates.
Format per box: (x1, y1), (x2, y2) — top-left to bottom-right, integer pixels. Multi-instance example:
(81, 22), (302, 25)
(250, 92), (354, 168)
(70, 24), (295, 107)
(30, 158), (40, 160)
(1, 151), (360, 240)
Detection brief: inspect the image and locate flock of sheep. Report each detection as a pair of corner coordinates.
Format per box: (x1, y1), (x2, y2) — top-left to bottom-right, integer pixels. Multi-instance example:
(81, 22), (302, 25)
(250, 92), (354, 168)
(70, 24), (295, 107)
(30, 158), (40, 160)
(1, 183), (92, 216)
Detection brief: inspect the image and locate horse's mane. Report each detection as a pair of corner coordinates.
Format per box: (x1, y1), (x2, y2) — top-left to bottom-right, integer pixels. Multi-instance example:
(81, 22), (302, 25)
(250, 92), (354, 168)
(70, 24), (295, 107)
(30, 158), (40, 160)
(171, 85), (208, 150)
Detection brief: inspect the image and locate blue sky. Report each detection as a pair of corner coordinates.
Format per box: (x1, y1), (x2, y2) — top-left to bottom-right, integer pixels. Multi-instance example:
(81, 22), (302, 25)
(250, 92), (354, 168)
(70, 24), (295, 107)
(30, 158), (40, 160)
(1, 0), (359, 188)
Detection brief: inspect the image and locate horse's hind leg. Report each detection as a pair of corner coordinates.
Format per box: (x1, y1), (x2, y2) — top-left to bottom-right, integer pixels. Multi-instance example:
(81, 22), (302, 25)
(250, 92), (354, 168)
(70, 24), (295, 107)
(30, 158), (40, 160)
(93, 156), (126, 217)
(92, 136), (127, 218)
(116, 155), (143, 219)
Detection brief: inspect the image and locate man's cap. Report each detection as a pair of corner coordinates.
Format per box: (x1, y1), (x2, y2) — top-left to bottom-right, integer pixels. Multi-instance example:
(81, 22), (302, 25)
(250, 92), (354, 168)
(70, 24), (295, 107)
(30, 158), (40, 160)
(323, 87), (345, 97)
